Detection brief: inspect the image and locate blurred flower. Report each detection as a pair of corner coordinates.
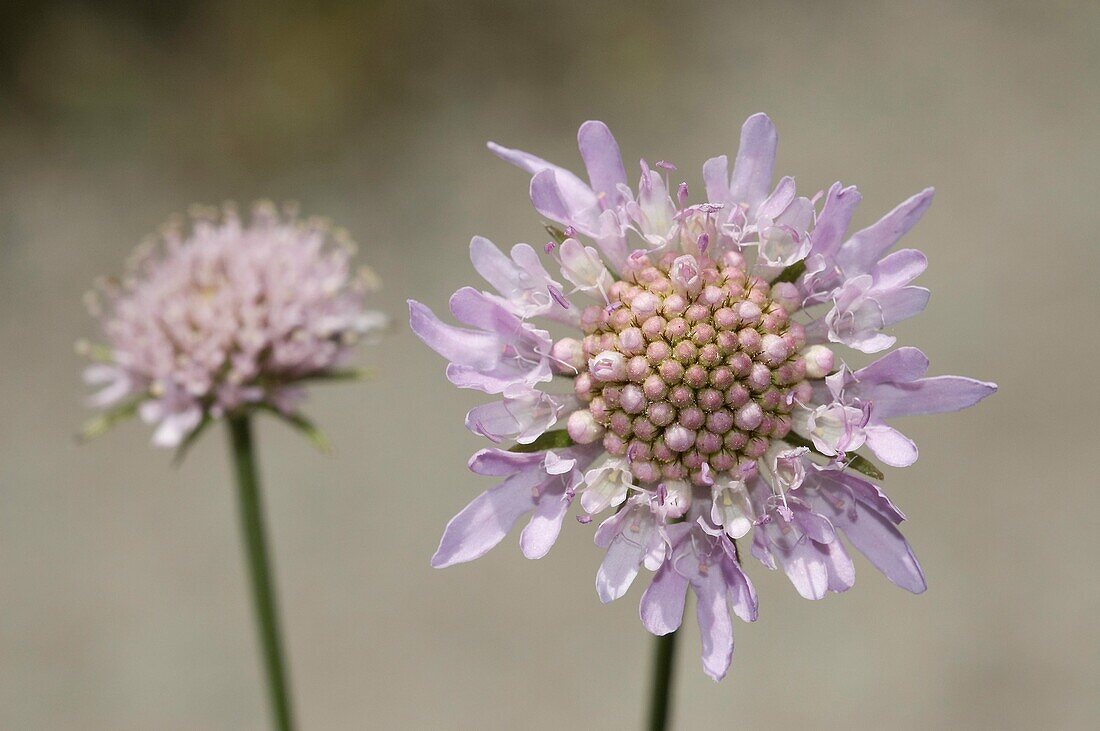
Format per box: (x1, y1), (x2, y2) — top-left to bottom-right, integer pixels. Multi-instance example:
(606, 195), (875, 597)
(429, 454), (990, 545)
(412, 115), (996, 680)
(81, 202), (387, 449)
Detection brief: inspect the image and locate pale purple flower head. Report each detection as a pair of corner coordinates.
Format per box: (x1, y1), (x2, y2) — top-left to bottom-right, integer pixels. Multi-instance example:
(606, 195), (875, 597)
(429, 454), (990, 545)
(413, 115), (996, 680)
(82, 202), (387, 448)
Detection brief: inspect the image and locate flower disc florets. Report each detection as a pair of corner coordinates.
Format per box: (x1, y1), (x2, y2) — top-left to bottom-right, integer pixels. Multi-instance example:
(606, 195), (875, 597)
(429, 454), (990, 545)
(568, 249), (810, 486)
(82, 202), (387, 448)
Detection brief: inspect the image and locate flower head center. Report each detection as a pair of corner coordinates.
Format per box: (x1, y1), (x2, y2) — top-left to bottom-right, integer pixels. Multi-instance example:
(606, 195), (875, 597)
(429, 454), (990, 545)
(569, 250), (812, 486)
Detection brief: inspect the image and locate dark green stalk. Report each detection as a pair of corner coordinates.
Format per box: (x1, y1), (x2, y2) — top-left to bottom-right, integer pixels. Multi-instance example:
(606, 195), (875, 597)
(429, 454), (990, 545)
(647, 629), (678, 731)
(227, 415), (295, 731)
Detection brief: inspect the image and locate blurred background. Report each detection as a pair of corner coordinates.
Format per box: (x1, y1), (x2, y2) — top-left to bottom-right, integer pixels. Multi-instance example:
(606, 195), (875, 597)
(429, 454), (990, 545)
(1, 0), (1097, 728)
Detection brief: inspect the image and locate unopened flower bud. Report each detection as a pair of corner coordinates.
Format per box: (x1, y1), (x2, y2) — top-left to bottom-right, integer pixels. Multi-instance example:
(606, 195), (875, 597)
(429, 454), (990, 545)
(551, 338), (586, 374)
(670, 255), (702, 295)
(735, 402), (764, 431)
(617, 327), (646, 355)
(567, 409), (605, 444)
(664, 424), (696, 452)
(590, 350), (627, 382)
(770, 281), (802, 313)
(760, 333), (790, 367)
(802, 345), (835, 379)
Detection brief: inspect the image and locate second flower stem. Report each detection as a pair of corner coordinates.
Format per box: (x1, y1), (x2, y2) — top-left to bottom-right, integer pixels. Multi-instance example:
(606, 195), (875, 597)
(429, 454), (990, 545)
(228, 415), (296, 731)
(647, 629), (678, 731)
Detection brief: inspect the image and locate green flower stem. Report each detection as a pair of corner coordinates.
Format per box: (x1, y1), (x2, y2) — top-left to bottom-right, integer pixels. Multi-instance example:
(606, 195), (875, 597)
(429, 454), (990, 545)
(647, 629), (678, 731)
(227, 415), (296, 731)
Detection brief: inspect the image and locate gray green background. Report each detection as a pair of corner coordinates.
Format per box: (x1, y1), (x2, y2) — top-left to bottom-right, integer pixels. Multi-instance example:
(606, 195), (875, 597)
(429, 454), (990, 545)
(1, 1), (1096, 728)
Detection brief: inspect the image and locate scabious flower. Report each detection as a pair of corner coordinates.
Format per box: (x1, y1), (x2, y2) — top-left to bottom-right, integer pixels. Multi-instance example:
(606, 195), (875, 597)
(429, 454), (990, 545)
(81, 202), (387, 448)
(412, 115), (996, 680)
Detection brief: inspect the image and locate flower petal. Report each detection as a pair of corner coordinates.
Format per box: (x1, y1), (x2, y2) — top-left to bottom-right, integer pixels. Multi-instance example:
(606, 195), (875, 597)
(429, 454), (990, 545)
(877, 285), (931, 328)
(408, 300), (500, 370)
(467, 448), (544, 476)
(807, 182), (861, 261)
(854, 346), (929, 385)
(837, 187), (934, 275)
(755, 176), (796, 221)
(864, 423), (919, 467)
(520, 484), (570, 559)
(595, 505), (655, 602)
(719, 553), (758, 623)
(827, 496), (924, 593)
(728, 113), (778, 216)
(487, 140), (599, 226)
(702, 155), (730, 204)
(469, 236), (519, 296)
(868, 376), (999, 419)
(694, 572), (734, 681)
(596, 531), (647, 603)
(430, 477), (537, 568)
(639, 560), (689, 635)
(870, 248), (927, 290)
(774, 536), (833, 600)
(577, 120), (628, 208)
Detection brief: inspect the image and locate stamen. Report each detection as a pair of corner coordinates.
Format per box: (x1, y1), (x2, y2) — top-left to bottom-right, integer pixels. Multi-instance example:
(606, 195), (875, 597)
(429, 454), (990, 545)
(547, 285), (571, 309)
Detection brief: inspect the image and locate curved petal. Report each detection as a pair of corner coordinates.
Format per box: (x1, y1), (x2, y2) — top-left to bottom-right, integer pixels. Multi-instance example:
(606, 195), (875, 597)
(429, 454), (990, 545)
(719, 554), (758, 623)
(869, 376), (998, 419)
(469, 236), (519, 295)
(871, 248), (928, 290)
(878, 285), (931, 328)
(808, 182), (861, 261)
(702, 155), (730, 204)
(837, 187), (934, 275)
(821, 538), (856, 593)
(520, 485), (570, 559)
(595, 209), (629, 274)
(854, 346), (929, 386)
(467, 448), (544, 476)
(864, 423), (919, 467)
(775, 536), (832, 600)
(487, 140), (598, 224)
(694, 573), (734, 681)
(756, 176), (796, 221)
(448, 287), (521, 333)
(640, 560), (689, 635)
(430, 478), (536, 568)
(408, 300), (500, 370)
(728, 113), (778, 215)
(529, 169), (600, 236)
(596, 531), (647, 603)
(595, 506), (655, 602)
(818, 489), (925, 593)
(578, 120), (628, 208)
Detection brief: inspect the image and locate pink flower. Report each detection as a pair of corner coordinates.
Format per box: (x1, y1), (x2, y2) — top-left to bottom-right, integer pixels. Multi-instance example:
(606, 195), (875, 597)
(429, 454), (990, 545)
(414, 114), (996, 680)
(82, 203), (387, 448)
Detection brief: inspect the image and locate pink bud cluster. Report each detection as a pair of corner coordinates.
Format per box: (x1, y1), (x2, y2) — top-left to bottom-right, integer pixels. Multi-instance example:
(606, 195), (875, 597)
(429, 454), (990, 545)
(564, 250), (813, 486)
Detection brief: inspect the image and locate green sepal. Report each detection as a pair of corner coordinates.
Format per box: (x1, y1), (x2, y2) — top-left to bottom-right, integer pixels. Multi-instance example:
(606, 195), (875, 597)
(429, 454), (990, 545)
(841, 453), (885, 481)
(508, 429), (575, 453)
(77, 398), (141, 442)
(75, 340), (116, 363)
(258, 405), (333, 455)
(172, 415), (213, 466)
(772, 259), (806, 284)
(544, 224), (568, 244)
(783, 432), (885, 481)
(298, 368), (374, 384)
